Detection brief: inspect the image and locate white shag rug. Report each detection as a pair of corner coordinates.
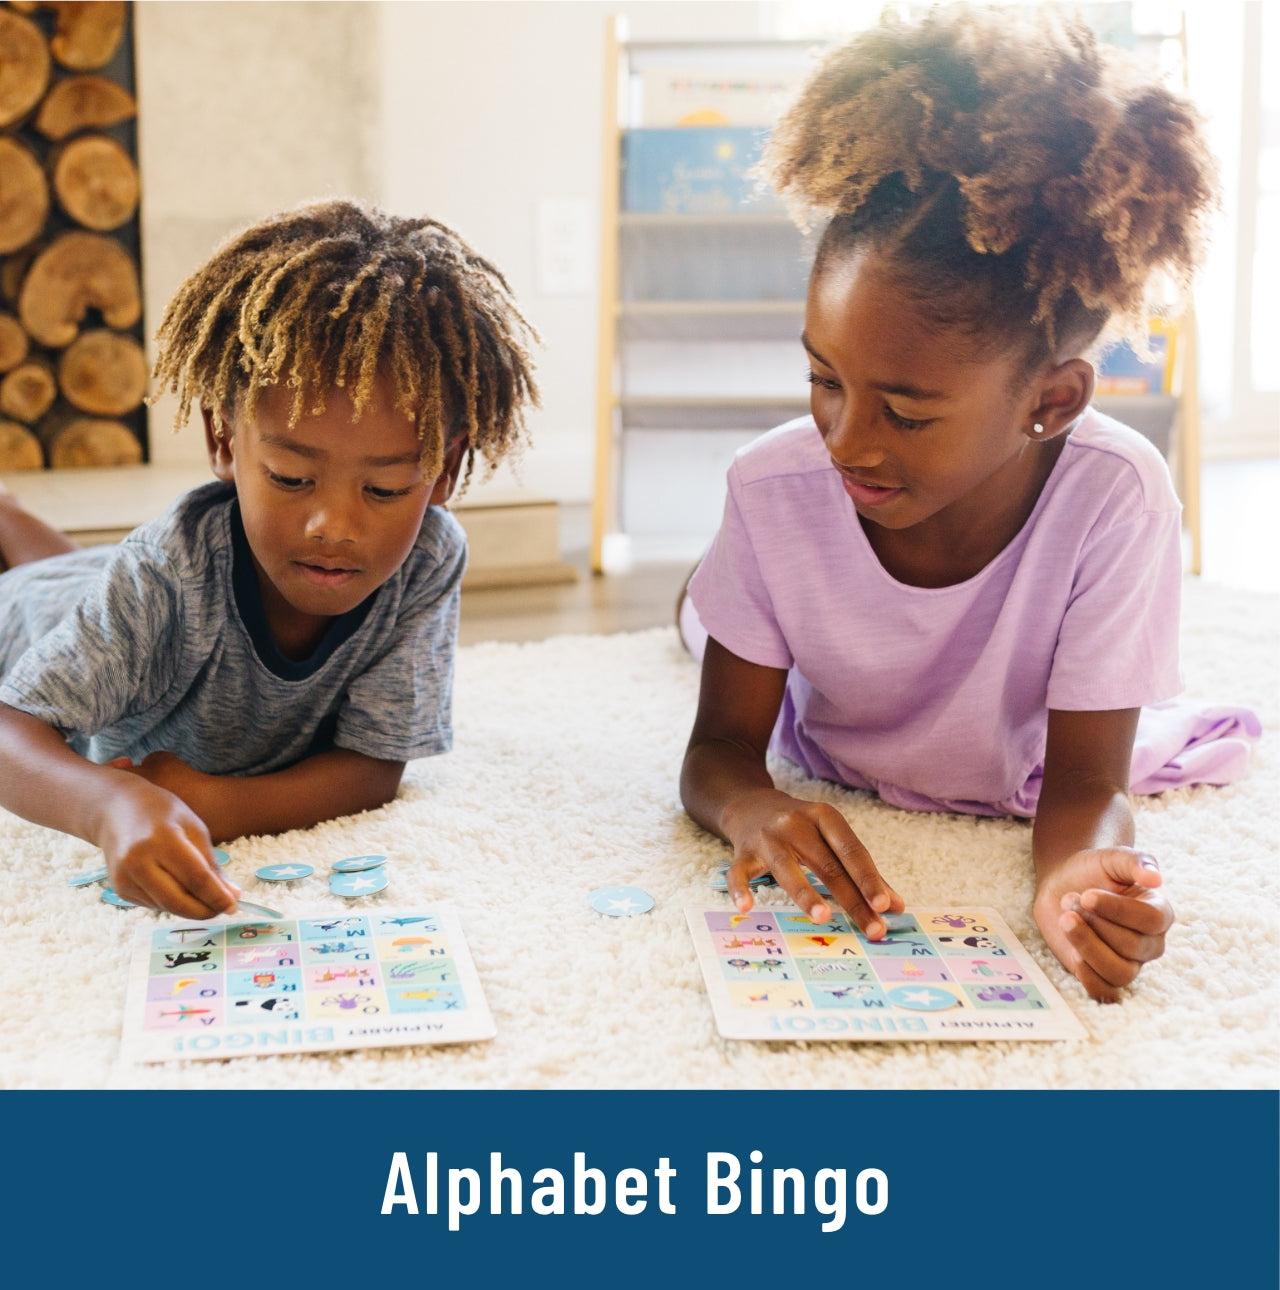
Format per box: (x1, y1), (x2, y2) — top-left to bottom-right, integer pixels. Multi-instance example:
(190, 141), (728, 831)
(0, 578), (1275, 1090)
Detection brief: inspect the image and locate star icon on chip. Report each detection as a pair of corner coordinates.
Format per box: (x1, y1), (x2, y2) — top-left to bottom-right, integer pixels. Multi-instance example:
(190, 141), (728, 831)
(589, 886), (655, 917)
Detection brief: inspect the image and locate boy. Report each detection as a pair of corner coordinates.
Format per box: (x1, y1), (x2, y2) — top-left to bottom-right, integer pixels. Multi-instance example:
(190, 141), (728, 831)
(0, 200), (538, 920)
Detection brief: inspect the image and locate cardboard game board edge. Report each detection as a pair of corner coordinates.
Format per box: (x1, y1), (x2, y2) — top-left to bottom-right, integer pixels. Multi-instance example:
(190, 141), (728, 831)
(121, 902), (496, 1065)
(684, 904), (1088, 1043)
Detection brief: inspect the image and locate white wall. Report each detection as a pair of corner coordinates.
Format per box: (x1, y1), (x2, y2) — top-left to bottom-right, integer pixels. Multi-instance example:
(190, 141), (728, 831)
(135, 1), (382, 465)
(130, 1), (1277, 487)
(378, 1), (769, 504)
(135, 0), (769, 498)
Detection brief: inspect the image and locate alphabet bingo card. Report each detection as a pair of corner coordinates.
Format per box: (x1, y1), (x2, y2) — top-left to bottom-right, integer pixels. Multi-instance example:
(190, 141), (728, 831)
(121, 905), (495, 1063)
(687, 906), (1087, 1042)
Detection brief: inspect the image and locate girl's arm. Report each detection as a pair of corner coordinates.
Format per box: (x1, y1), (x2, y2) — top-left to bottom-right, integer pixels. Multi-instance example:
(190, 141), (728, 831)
(0, 702), (239, 917)
(113, 747), (405, 843)
(681, 636), (902, 934)
(1033, 707), (1173, 1002)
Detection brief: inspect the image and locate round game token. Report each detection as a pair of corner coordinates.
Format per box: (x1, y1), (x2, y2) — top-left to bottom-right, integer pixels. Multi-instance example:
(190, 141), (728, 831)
(67, 865), (109, 888)
(255, 863), (315, 882)
(213, 848), (231, 867)
(709, 867), (775, 891)
(330, 869), (389, 898)
(331, 854), (388, 874)
(885, 985), (963, 1012)
(590, 885), (655, 917)
(100, 887), (136, 908)
(233, 899), (283, 920)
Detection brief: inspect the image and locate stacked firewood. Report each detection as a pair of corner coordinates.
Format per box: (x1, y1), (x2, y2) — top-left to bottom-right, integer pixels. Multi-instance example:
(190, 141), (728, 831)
(0, 1), (146, 471)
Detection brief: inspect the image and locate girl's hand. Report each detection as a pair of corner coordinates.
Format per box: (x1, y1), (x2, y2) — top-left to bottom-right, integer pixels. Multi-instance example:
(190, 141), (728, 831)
(1033, 847), (1173, 1003)
(722, 788), (904, 936)
(99, 773), (240, 919)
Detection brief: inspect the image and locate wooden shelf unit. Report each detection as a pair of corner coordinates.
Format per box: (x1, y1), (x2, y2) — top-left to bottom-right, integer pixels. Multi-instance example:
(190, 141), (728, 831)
(590, 17), (1204, 573)
(591, 25), (824, 571)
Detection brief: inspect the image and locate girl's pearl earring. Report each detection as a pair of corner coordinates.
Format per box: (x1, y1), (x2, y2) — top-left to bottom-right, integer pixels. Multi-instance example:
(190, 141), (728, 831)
(1032, 423), (1045, 436)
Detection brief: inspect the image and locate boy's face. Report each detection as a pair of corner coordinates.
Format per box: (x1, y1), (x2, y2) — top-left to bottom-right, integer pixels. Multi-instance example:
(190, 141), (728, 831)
(203, 378), (462, 659)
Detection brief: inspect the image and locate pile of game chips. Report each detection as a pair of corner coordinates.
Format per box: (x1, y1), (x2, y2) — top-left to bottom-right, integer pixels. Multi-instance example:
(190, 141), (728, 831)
(256, 853), (389, 899)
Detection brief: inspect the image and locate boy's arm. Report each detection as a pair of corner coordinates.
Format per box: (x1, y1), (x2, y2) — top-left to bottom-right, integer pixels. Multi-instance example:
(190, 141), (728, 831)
(112, 747), (406, 843)
(681, 636), (901, 934)
(0, 702), (239, 917)
(1033, 707), (1173, 1002)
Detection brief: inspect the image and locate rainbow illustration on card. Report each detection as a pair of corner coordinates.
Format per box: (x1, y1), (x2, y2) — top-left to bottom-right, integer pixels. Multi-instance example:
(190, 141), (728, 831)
(121, 905), (495, 1063)
(686, 906), (1087, 1041)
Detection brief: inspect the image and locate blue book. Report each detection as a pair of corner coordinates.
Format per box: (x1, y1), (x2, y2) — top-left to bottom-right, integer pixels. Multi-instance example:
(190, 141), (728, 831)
(622, 127), (784, 214)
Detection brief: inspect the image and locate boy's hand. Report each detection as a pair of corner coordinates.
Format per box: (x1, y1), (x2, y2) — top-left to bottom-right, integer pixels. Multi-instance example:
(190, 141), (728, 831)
(99, 774), (240, 919)
(107, 750), (230, 838)
(722, 788), (904, 936)
(1034, 847), (1173, 1004)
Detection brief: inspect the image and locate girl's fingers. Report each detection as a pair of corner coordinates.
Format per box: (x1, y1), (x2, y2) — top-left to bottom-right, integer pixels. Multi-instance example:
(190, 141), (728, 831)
(1060, 909), (1142, 995)
(769, 853), (831, 923)
(726, 805), (898, 937)
(725, 862), (758, 914)
(1078, 888), (1173, 944)
(812, 809), (902, 936)
(1099, 848), (1162, 890)
(726, 851), (777, 913)
(1074, 953), (1124, 1005)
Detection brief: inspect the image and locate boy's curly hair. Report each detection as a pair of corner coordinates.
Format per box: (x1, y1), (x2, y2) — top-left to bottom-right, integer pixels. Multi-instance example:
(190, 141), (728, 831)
(763, 5), (1218, 362)
(150, 199), (539, 490)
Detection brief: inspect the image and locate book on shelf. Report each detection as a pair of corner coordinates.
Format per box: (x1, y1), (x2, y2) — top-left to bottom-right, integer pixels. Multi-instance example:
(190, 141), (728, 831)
(636, 66), (806, 128)
(622, 127), (783, 215)
(1094, 319), (1178, 396)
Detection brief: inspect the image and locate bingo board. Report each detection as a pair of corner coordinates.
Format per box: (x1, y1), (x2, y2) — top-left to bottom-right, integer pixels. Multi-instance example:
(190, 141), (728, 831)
(686, 906), (1086, 1042)
(121, 905), (495, 1063)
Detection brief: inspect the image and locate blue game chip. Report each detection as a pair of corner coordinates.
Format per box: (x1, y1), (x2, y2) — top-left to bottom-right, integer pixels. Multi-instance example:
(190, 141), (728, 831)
(803, 870), (833, 897)
(67, 866), (109, 888)
(255, 863), (315, 882)
(234, 899), (284, 919)
(330, 869), (389, 898)
(213, 848), (231, 867)
(708, 867), (776, 891)
(331, 855), (388, 874)
(100, 887), (136, 908)
(590, 886), (655, 917)
(885, 985), (963, 1012)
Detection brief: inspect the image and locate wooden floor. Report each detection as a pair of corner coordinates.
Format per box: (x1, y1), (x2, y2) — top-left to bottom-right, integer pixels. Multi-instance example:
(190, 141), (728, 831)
(459, 456), (1279, 646)
(458, 555), (688, 646)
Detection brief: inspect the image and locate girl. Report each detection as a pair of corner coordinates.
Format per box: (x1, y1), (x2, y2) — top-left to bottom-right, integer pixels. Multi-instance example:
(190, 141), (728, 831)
(0, 199), (538, 918)
(679, 7), (1257, 1003)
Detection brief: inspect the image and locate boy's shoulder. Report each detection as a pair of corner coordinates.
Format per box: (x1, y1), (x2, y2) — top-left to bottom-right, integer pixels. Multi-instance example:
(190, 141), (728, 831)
(412, 503), (467, 560)
(1063, 408), (1181, 516)
(729, 416), (828, 489)
(401, 504), (466, 586)
(384, 504), (467, 608)
(115, 480), (237, 578)
(125, 479), (235, 544)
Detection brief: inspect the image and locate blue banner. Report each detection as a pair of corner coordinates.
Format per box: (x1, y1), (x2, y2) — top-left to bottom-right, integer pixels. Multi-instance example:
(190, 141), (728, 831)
(3, 1090), (1274, 1283)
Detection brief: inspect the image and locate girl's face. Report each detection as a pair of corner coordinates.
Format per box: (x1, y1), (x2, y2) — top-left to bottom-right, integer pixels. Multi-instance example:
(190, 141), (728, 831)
(803, 250), (1074, 580)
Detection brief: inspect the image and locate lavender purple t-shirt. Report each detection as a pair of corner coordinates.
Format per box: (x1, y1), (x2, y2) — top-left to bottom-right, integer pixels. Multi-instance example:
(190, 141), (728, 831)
(686, 410), (1185, 817)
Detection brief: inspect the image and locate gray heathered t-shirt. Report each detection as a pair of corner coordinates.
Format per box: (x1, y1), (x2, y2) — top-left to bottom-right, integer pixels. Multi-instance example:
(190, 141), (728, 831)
(0, 481), (466, 772)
